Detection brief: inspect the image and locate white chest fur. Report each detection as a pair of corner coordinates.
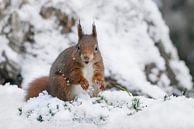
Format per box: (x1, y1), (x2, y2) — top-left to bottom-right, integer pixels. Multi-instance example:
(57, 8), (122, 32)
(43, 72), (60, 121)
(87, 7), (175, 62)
(71, 63), (96, 98)
(82, 63), (94, 85)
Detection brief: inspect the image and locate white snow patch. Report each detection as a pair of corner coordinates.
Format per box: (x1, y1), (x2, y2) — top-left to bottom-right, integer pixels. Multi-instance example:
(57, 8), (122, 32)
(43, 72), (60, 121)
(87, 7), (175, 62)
(0, 84), (194, 129)
(170, 60), (193, 90)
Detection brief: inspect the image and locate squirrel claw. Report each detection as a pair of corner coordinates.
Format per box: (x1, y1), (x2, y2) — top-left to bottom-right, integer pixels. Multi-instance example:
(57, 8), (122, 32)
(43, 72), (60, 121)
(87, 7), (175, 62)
(94, 80), (105, 90)
(80, 79), (89, 90)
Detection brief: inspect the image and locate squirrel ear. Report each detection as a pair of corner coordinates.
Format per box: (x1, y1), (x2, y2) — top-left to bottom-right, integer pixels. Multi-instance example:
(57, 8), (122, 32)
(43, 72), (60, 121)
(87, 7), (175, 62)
(92, 22), (97, 38)
(78, 20), (83, 40)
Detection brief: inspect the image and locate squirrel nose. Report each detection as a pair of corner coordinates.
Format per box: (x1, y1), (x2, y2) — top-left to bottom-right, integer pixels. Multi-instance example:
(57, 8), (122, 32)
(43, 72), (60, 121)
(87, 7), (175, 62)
(83, 56), (89, 61)
(82, 54), (93, 64)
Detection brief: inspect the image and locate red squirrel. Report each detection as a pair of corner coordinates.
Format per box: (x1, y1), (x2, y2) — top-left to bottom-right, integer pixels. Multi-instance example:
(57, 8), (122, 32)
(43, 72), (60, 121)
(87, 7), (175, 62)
(26, 22), (105, 101)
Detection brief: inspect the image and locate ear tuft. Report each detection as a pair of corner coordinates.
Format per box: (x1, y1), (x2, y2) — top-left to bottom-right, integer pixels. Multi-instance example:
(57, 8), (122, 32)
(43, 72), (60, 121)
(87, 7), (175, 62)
(78, 20), (83, 40)
(92, 22), (97, 38)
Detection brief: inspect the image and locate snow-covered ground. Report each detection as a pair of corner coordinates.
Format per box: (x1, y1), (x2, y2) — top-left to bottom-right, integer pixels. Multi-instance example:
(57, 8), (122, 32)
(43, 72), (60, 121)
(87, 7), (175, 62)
(1, 84), (194, 129)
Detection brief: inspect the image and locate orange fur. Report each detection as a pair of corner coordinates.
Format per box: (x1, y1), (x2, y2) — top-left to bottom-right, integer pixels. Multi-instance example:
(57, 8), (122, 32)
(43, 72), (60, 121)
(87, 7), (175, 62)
(25, 76), (48, 100)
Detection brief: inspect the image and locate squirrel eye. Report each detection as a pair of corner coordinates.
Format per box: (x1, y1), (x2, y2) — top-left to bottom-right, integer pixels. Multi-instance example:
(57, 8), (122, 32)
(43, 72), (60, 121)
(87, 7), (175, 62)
(77, 45), (80, 51)
(95, 47), (98, 52)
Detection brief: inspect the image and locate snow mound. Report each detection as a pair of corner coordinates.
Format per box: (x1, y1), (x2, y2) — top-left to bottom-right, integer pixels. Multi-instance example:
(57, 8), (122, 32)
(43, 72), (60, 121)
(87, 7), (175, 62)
(1, 84), (194, 129)
(20, 90), (146, 124)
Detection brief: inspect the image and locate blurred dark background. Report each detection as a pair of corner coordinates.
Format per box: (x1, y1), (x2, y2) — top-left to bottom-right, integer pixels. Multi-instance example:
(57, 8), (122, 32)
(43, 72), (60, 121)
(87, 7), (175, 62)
(155, 0), (194, 82)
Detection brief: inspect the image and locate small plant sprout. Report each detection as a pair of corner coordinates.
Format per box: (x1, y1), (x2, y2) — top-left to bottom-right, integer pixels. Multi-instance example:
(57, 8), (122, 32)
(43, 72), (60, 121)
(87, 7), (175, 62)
(132, 97), (141, 112)
(18, 108), (22, 115)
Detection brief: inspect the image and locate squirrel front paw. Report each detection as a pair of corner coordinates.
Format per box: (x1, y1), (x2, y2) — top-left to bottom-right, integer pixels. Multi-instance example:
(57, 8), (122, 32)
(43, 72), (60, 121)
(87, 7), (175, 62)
(93, 75), (105, 90)
(80, 78), (89, 90)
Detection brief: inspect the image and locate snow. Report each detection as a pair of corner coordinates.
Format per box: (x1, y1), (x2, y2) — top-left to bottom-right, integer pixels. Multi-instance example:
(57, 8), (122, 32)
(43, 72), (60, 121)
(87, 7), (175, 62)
(170, 60), (193, 90)
(1, 84), (194, 129)
(0, 36), (19, 63)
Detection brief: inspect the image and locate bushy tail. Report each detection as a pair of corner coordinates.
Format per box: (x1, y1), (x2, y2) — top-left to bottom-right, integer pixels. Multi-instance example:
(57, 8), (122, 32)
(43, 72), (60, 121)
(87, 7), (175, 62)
(25, 76), (49, 101)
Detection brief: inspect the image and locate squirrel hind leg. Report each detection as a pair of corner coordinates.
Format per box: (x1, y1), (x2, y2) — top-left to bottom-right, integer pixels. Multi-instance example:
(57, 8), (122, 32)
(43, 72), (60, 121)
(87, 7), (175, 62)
(25, 76), (49, 101)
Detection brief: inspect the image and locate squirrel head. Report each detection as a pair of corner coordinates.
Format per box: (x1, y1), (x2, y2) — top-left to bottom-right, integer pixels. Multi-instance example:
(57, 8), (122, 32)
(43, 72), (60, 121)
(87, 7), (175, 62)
(76, 22), (100, 65)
